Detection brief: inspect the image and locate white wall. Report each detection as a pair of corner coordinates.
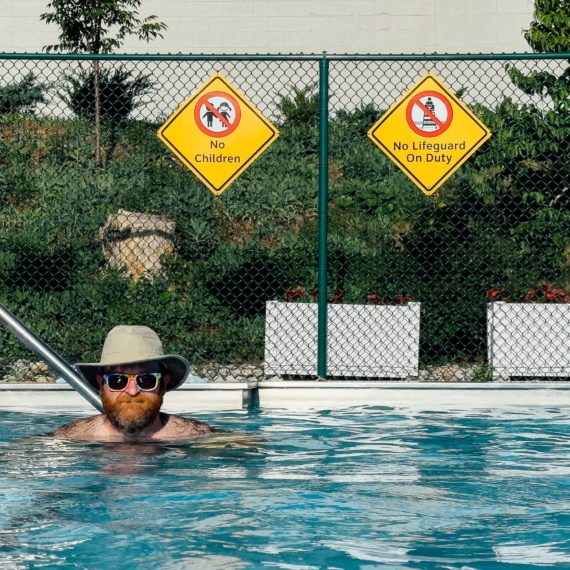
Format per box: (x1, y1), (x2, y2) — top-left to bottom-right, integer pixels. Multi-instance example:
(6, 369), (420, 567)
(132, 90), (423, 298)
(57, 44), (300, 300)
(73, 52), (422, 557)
(0, 0), (535, 54)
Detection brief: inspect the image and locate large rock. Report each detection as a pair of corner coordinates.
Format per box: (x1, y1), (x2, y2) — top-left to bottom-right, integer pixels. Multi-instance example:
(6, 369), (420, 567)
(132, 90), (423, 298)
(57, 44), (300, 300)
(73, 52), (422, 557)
(101, 209), (176, 281)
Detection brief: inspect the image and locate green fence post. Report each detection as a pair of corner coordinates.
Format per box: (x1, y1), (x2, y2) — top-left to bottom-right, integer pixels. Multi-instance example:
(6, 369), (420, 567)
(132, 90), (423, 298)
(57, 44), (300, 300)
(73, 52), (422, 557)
(317, 53), (329, 380)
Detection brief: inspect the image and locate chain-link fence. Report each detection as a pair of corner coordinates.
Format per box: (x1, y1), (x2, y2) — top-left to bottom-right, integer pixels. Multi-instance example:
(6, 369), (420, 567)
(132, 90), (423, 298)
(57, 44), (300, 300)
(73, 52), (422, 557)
(0, 53), (568, 384)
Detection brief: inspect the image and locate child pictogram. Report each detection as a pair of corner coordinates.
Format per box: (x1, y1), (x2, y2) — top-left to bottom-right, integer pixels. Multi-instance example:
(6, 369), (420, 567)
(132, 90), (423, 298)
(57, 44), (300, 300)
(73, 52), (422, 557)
(406, 91), (453, 137)
(195, 91), (241, 137)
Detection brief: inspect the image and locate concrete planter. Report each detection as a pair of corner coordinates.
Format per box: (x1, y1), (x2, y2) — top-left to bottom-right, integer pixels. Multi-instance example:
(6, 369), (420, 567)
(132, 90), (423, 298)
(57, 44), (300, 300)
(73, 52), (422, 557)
(264, 301), (421, 378)
(487, 302), (570, 378)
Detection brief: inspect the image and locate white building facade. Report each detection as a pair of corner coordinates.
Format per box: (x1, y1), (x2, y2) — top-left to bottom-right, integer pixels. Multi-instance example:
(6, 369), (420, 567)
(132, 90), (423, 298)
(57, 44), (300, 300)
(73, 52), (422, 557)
(1, 0), (535, 55)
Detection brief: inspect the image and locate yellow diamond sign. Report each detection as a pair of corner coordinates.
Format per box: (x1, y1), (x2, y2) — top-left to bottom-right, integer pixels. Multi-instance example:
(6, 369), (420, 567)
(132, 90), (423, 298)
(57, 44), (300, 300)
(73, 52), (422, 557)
(368, 72), (491, 195)
(158, 73), (279, 196)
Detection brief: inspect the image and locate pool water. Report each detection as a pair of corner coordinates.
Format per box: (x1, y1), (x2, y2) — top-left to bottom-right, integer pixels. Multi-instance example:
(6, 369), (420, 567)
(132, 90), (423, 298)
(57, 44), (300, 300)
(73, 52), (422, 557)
(1, 406), (569, 569)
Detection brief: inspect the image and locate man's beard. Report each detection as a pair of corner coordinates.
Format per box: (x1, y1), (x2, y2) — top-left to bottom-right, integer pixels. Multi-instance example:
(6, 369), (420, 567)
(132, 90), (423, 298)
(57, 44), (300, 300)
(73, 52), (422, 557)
(101, 391), (163, 434)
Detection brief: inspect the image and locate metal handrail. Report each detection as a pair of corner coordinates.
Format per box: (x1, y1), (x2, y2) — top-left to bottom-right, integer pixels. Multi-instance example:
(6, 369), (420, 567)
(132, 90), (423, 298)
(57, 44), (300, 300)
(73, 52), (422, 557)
(0, 304), (102, 412)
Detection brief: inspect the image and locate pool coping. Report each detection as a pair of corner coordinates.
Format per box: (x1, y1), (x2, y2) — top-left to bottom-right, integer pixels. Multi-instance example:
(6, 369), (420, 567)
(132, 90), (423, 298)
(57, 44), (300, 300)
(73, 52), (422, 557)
(2, 381), (570, 412)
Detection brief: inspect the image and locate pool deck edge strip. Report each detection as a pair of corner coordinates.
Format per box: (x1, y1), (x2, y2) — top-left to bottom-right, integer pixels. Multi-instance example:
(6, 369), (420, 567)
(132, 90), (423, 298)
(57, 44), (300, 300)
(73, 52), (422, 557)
(2, 382), (570, 413)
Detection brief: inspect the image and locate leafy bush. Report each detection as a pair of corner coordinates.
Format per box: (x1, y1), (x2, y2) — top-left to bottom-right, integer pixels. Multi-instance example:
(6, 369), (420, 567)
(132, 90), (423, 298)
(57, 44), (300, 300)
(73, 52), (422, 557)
(276, 83), (319, 126)
(63, 66), (154, 121)
(0, 73), (47, 115)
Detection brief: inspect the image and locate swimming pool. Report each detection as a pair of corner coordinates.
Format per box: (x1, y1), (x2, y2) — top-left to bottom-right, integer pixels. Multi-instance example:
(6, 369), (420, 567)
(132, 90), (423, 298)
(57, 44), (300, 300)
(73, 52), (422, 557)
(1, 406), (569, 568)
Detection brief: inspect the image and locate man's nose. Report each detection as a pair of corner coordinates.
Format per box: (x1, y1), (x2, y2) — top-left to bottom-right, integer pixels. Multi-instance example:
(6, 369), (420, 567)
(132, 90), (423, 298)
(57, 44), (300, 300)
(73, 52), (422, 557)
(124, 377), (141, 396)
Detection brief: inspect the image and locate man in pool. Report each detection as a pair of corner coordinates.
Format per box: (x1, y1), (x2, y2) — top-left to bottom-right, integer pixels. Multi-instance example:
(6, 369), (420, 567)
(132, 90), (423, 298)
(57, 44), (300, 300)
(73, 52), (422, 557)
(54, 325), (215, 442)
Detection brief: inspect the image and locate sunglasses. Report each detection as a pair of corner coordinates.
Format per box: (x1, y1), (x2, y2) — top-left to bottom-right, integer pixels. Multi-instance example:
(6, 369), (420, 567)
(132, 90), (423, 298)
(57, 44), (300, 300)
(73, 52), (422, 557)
(102, 371), (162, 392)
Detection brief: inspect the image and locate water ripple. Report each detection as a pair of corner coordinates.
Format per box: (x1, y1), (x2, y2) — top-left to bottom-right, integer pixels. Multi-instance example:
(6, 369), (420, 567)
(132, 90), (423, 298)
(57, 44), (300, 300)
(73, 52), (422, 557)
(1, 407), (570, 568)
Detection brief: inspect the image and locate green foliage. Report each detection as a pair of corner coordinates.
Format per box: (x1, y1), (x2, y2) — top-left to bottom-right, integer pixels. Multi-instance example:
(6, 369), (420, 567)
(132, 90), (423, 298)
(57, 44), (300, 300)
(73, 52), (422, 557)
(506, 65), (570, 112)
(41, 0), (167, 54)
(40, 0), (167, 165)
(0, 73), (47, 115)
(63, 66), (154, 121)
(471, 364), (493, 382)
(276, 83), (319, 126)
(506, 0), (570, 111)
(524, 0), (570, 53)
(334, 103), (381, 137)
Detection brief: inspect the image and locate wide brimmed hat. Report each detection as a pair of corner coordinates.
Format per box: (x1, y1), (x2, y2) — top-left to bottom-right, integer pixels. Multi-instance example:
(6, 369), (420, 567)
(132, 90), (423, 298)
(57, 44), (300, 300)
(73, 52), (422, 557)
(75, 325), (190, 392)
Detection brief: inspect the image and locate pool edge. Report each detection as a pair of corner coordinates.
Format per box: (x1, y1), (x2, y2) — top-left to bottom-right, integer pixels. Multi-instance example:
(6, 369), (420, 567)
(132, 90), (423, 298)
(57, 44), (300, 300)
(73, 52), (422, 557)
(2, 382), (570, 412)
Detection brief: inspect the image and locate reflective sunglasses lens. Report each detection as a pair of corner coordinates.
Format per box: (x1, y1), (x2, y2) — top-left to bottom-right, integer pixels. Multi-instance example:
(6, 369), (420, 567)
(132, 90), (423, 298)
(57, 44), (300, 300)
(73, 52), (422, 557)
(105, 373), (128, 391)
(136, 372), (161, 391)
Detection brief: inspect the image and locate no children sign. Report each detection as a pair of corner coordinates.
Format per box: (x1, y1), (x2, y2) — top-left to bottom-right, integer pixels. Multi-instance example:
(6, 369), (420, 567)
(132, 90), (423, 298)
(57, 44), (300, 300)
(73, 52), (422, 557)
(368, 73), (492, 195)
(158, 73), (279, 196)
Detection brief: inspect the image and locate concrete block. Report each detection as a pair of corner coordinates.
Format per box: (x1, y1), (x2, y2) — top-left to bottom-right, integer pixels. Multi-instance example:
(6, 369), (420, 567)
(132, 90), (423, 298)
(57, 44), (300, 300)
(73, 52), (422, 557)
(268, 16), (317, 32)
(6, 17), (43, 34)
(319, 0), (376, 16)
(374, 0), (436, 16)
(370, 29), (436, 54)
(390, 15), (435, 32)
(319, 14), (360, 34)
(9, 1), (46, 19)
(7, 28), (54, 52)
(494, 14), (533, 49)
(141, 1), (194, 18)
(357, 13), (390, 31)
(436, 0), (498, 15)
(216, 15), (260, 33)
(497, 0), (534, 14)
(255, 1), (313, 18)
(436, 14), (498, 46)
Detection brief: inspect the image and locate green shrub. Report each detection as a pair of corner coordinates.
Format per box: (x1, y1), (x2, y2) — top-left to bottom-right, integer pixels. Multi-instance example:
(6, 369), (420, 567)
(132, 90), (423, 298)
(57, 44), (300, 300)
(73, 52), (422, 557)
(63, 66), (154, 122)
(276, 83), (319, 126)
(0, 73), (47, 115)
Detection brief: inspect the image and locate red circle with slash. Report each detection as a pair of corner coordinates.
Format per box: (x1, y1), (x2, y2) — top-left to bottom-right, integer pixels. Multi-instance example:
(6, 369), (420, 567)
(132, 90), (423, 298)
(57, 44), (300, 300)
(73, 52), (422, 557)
(194, 91), (241, 137)
(406, 91), (453, 138)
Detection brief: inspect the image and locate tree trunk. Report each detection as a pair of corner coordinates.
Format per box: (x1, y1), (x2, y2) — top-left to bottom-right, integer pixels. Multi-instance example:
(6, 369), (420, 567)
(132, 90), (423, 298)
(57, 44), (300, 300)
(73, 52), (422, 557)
(93, 60), (102, 166)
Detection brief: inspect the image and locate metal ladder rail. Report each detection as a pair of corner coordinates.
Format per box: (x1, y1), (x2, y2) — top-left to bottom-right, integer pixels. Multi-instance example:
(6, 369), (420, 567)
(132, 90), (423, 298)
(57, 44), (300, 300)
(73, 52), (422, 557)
(0, 303), (103, 412)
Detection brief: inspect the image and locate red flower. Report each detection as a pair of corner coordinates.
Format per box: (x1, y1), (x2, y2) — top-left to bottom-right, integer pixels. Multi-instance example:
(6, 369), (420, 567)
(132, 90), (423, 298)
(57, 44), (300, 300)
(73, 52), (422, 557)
(328, 288), (345, 304)
(487, 289), (503, 300)
(396, 295), (414, 304)
(367, 294), (385, 305)
(490, 283), (568, 303)
(308, 288), (345, 303)
(555, 288), (568, 300)
(285, 284), (304, 301)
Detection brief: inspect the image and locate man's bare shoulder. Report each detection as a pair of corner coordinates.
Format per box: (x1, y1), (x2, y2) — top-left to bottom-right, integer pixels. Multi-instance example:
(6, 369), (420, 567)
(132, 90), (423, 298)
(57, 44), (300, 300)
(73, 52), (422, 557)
(53, 415), (105, 439)
(52, 414), (217, 442)
(160, 414), (217, 439)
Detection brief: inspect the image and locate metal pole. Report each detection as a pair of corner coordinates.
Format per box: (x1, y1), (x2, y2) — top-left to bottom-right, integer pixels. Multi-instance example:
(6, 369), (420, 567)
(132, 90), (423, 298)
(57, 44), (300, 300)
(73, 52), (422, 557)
(0, 303), (103, 412)
(317, 54), (329, 380)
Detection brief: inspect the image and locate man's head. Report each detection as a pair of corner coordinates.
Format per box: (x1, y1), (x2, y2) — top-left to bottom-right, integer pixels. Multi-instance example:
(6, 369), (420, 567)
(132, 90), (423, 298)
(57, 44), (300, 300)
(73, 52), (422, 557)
(98, 361), (167, 433)
(75, 326), (190, 432)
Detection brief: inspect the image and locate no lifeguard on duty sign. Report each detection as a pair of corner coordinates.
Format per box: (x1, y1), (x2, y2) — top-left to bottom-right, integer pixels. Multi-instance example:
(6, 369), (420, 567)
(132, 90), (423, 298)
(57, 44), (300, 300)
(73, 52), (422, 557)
(368, 72), (492, 195)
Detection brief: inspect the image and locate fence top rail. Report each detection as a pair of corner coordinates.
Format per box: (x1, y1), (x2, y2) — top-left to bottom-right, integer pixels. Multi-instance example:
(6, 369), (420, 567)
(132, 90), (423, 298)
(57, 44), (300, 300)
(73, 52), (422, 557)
(0, 52), (568, 62)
